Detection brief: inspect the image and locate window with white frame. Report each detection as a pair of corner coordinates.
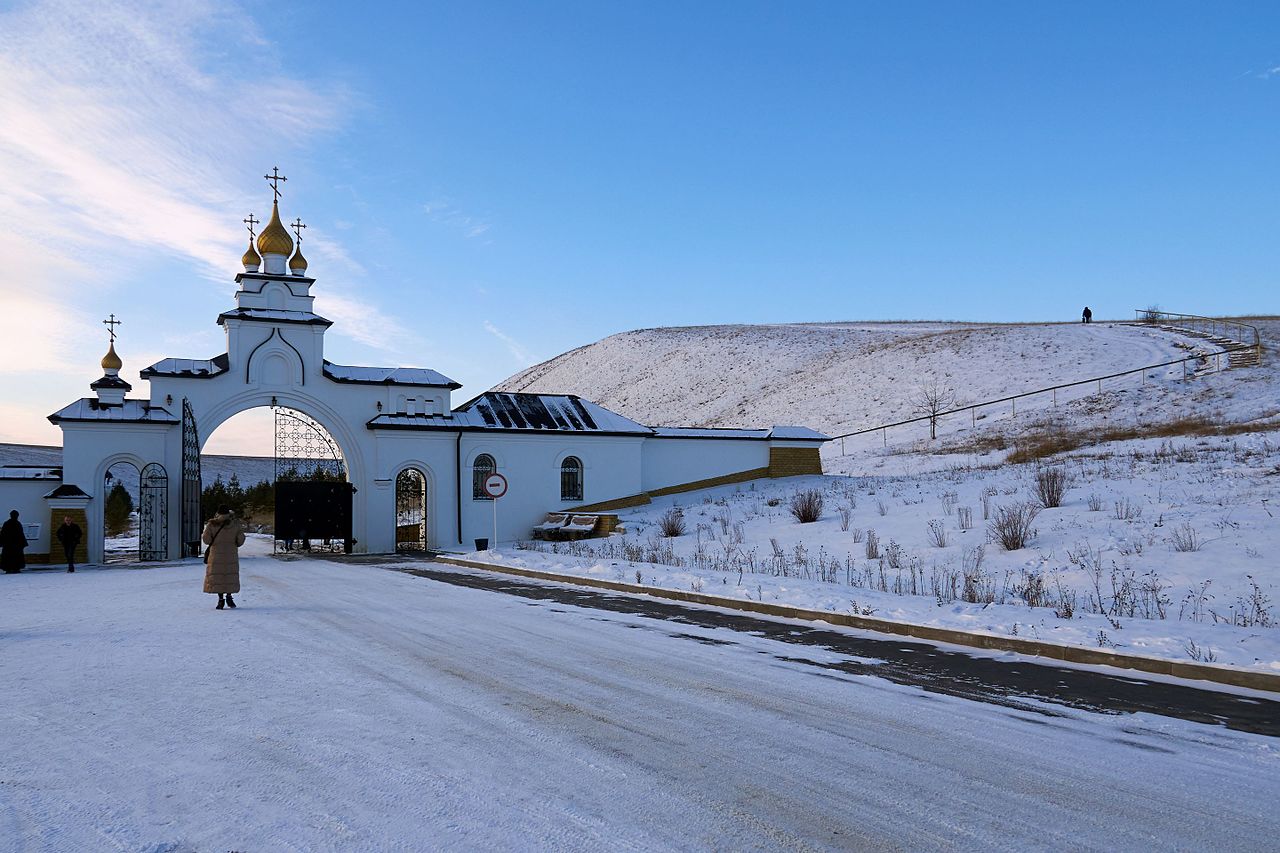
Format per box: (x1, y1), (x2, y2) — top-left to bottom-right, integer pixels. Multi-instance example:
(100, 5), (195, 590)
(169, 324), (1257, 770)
(560, 456), (583, 502)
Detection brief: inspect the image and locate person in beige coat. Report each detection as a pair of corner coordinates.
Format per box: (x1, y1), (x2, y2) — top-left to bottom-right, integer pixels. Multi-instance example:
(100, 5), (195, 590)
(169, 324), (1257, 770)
(202, 505), (246, 609)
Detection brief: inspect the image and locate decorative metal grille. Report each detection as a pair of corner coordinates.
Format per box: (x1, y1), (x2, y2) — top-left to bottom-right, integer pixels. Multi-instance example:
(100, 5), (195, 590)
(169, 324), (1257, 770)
(472, 454), (495, 500)
(181, 399), (202, 557)
(395, 468), (427, 551)
(560, 457), (583, 502)
(274, 407), (346, 481)
(139, 462), (168, 561)
(274, 407), (348, 553)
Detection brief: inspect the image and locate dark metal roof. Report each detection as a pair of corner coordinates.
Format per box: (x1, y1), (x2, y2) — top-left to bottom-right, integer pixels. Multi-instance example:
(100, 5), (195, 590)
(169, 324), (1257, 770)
(323, 361), (462, 390)
(141, 353), (230, 379)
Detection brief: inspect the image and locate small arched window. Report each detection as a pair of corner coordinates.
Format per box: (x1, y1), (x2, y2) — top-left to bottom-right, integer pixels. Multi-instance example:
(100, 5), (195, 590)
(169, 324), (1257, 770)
(560, 456), (583, 502)
(472, 454), (496, 500)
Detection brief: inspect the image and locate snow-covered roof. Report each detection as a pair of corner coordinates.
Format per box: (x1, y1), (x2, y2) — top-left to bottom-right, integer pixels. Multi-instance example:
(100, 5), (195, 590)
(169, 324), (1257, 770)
(140, 354), (230, 379)
(324, 362), (461, 389)
(217, 308), (332, 327)
(0, 466), (61, 480)
(651, 427), (772, 440)
(369, 393), (654, 435)
(47, 399), (179, 425)
(45, 485), (88, 499)
(768, 426), (830, 442)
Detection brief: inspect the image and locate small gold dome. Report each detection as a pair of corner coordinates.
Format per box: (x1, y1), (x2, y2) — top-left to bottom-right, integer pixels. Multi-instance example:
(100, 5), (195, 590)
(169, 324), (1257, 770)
(256, 200), (294, 256)
(101, 342), (122, 371)
(289, 243), (308, 272)
(242, 238), (262, 269)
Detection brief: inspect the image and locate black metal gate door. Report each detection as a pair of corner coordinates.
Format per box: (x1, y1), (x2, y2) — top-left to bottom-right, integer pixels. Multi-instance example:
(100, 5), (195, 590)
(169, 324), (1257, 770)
(274, 407), (349, 552)
(139, 462), (168, 561)
(395, 468), (427, 551)
(181, 399), (202, 557)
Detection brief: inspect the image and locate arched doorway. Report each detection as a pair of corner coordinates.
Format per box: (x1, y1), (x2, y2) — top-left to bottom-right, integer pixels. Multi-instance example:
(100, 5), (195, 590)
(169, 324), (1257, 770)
(395, 468), (428, 551)
(272, 407), (352, 553)
(101, 460), (168, 563)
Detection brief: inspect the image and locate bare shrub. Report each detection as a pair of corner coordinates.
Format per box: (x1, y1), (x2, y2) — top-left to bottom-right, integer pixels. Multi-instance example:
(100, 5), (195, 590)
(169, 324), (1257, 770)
(849, 527), (865, 543)
(1169, 523), (1201, 553)
(838, 506), (852, 532)
(658, 508), (686, 538)
(981, 485), (997, 520)
(865, 528), (880, 560)
(989, 501), (1041, 550)
(876, 499), (889, 517)
(957, 506), (973, 530)
(940, 491), (958, 516)
(789, 489), (824, 523)
(1183, 639), (1217, 663)
(1114, 497), (1142, 522)
(1087, 493), (1103, 512)
(926, 519), (948, 548)
(884, 540), (904, 569)
(1034, 466), (1069, 509)
(960, 545), (990, 603)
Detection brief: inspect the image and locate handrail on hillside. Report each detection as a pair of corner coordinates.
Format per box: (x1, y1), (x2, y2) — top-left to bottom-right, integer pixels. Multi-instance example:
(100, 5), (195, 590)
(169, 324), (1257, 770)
(1135, 309), (1262, 351)
(830, 316), (1261, 453)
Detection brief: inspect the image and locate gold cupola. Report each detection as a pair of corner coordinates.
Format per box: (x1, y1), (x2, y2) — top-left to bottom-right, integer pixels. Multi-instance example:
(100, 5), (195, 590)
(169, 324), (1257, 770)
(256, 200), (294, 258)
(100, 341), (122, 373)
(241, 238), (262, 272)
(289, 242), (308, 275)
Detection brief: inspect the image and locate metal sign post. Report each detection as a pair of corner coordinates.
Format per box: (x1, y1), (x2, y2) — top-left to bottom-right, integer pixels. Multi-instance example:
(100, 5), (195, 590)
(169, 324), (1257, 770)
(483, 473), (508, 550)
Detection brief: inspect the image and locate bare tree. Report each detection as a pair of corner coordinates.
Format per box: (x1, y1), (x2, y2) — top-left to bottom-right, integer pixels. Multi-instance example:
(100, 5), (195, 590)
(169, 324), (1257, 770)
(912, 380), (958, 440)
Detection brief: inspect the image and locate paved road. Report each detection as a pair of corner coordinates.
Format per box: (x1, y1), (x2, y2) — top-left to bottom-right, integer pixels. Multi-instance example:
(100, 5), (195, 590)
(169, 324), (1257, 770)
(5, 556), (1279, 851)
(401, 563), (1280, 737)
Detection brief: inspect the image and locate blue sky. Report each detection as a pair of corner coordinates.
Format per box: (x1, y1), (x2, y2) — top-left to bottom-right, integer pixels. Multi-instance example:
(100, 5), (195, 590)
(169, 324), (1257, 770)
(1, 0), (1277, 451)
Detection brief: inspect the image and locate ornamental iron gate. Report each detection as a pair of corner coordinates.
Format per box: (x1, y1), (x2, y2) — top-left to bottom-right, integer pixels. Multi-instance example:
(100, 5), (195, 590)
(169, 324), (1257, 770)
(273, 407), (350, 553)
(139, 462), (168, 561)
(181, 399), (202, 557)
(395, 468), (427, 551)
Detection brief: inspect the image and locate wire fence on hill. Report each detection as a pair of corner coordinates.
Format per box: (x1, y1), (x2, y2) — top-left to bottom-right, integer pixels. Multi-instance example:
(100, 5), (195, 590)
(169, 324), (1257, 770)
(830, 312), (1262, 455)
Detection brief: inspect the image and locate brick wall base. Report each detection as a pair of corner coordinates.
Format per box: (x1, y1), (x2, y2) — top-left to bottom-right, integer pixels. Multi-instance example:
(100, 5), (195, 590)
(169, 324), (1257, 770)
(46, 507), (89, 567)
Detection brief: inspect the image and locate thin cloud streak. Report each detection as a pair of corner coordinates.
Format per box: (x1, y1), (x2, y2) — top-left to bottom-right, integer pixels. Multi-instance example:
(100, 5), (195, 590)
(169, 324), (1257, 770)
(483, 321), (534, 365)
(0, 0), (419, 444)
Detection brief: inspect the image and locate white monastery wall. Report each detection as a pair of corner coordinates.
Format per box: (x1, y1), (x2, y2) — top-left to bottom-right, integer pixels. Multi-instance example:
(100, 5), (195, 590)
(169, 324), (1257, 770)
(641, 437), (770, 493)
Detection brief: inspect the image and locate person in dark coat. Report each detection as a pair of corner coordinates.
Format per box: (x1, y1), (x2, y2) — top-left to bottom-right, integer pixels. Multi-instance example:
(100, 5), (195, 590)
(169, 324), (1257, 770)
(1, 510), (28, 574)
(1082, 306), (1093, 324)
(202, 505), (246, 609)
(56, 516), (82, 572)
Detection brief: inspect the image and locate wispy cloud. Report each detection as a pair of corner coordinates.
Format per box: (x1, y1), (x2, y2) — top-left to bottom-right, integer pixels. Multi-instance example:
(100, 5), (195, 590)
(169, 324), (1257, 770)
(0, 0), (420, 445)
(424, 199), (492, 239)
(483, 321), (534, 364)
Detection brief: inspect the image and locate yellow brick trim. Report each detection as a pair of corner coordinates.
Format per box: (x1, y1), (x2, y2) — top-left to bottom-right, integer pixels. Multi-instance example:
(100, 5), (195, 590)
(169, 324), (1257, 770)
(47, 507), (89, 566)
(768, 446), (823, 477)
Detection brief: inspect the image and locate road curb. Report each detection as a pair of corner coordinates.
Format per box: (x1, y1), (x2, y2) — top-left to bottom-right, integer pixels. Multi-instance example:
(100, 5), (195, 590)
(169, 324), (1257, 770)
(434, 555), (1280, 694)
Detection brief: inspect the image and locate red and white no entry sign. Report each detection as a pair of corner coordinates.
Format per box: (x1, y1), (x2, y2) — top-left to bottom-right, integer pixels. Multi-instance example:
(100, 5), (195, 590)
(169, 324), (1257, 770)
(483, 472), (508, 499)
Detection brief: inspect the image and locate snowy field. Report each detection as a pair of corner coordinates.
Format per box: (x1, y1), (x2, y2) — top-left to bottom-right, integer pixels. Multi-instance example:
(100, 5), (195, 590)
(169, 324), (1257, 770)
(490, 318), (1280, 673)
(3, 546), (1280, 851)
(499, 426), (1279, 673)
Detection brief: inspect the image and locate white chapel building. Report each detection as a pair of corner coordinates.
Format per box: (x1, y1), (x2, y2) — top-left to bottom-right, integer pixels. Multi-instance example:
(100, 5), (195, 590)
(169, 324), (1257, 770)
(10, 181), (827, 564)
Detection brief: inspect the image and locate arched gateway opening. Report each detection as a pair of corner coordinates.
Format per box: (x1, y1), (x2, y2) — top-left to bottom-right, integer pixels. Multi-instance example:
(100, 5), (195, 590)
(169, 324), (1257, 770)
(197, 402), (355, 555)
(394, 468), (428, 551)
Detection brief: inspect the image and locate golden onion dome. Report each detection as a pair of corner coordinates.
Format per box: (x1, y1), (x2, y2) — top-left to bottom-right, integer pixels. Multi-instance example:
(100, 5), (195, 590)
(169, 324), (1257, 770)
(289, 243), (308, 273)
(242, 238), (262, 269)
(101, 342), (122, 372)
(256, 200), (294, 256)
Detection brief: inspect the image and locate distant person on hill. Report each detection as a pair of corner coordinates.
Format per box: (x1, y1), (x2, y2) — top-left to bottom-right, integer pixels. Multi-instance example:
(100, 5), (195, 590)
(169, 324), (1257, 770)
(1, 509), (28, 574)
(202, 505), (246, 610)
(56, 516), (82, 572)
(1082, 306), (1093, 324)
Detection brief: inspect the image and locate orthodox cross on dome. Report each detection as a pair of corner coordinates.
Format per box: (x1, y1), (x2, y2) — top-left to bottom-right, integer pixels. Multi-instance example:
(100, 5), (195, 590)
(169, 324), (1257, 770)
(290, 217), (307, 241)
(102, 313), (122, 344)
(243, 212), (260, 241)
(263, 166), (287, 202)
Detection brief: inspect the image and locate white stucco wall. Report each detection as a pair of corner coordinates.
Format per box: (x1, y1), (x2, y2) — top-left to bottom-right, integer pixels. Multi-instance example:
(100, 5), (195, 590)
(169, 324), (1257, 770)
(640, 437), (770, 493)
(0, 479), (56, 556)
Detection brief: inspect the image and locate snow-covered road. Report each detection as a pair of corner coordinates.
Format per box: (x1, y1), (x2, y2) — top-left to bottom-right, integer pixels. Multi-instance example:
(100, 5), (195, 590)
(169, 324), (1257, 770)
(3, 555), (1279, 851)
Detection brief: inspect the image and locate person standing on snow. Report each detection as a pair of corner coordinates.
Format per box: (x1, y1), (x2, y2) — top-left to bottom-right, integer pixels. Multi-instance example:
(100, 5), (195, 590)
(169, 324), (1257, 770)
(202, 505), (245, 609)
(1, 509), (28, 574)
(1082, 306), (1093, 324)
(56, 516), (82, 572)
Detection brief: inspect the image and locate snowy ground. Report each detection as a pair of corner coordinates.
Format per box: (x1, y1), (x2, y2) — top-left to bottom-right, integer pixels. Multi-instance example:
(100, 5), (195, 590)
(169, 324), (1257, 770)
(3, 548), (1280, 851)
(496, 426), (1279, 673)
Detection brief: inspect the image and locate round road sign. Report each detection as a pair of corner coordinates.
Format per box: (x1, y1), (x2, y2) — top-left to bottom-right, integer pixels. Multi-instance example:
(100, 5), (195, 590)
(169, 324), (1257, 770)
(483, 472), (508, 499)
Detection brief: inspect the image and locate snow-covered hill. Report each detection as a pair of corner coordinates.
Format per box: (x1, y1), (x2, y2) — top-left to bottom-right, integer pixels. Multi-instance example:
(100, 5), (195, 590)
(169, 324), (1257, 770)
(498, 320), (1196, 434)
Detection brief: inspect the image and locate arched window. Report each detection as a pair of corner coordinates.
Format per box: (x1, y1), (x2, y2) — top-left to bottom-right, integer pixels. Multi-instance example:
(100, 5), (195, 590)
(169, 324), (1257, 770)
(472, 454), (496, 500)
(560, 456), (583, 502)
